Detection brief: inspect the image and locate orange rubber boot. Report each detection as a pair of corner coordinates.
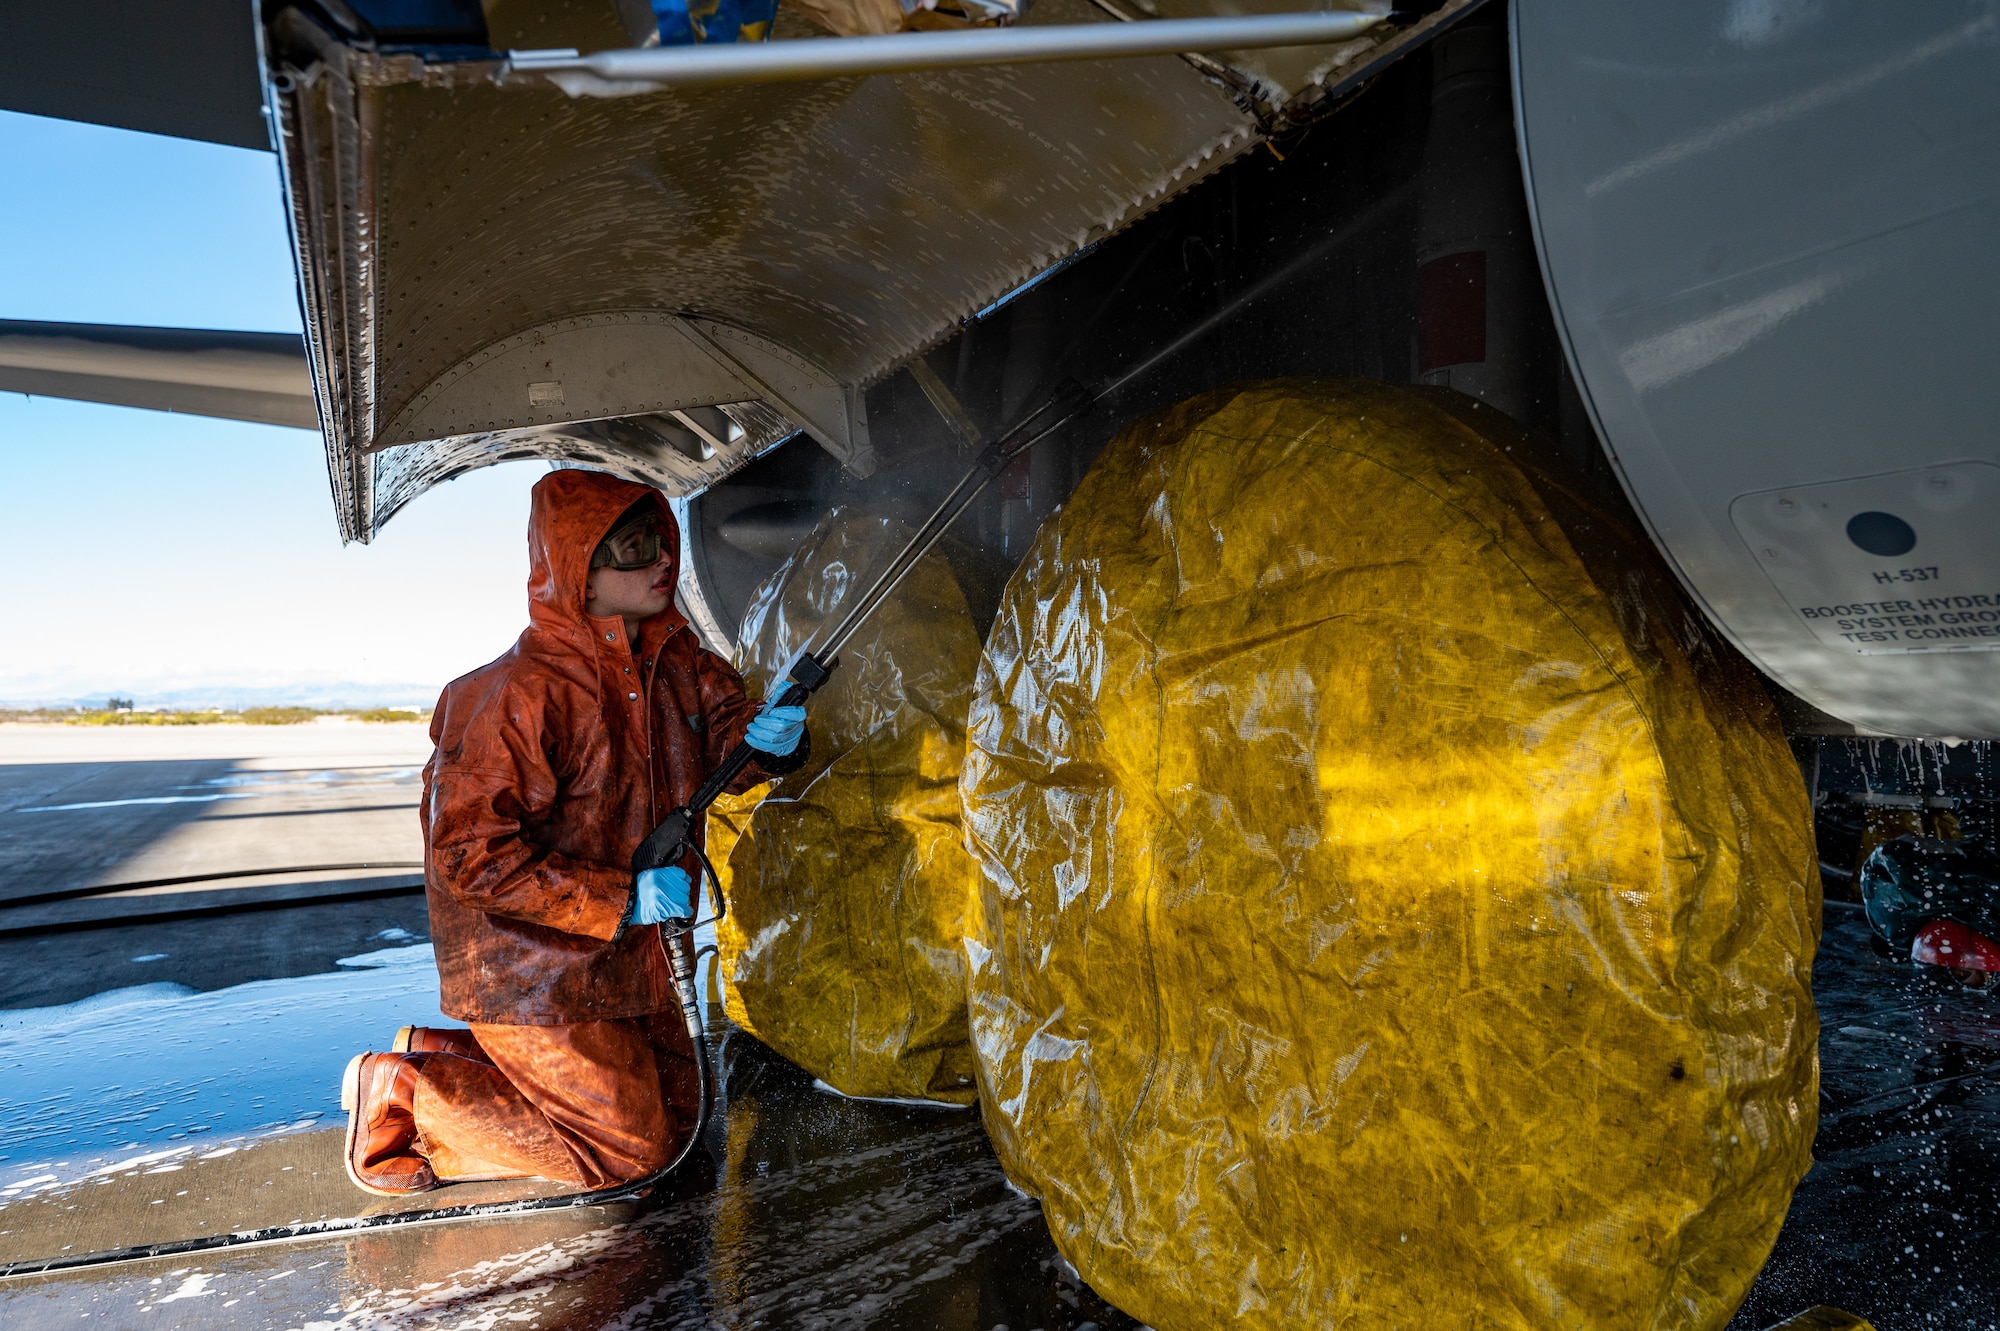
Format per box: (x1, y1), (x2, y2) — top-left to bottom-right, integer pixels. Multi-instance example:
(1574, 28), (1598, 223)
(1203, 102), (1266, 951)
(341, 1052), (437, 1196)
(392, 1025), (490, 1063)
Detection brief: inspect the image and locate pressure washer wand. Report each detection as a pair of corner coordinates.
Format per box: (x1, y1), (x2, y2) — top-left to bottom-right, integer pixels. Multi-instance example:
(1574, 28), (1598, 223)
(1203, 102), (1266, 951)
(819, 381), (1091, 661)
(631, 381), (1091, 883)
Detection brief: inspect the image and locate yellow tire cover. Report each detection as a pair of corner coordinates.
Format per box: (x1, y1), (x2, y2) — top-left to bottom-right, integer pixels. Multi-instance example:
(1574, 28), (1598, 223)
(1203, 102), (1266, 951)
(960, 382), (1820, 1328)
(713, 508), (983, 1104)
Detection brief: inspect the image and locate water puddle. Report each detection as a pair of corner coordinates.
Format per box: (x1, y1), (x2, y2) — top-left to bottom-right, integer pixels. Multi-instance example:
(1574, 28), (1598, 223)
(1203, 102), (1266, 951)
(0, 944), (444, 1202)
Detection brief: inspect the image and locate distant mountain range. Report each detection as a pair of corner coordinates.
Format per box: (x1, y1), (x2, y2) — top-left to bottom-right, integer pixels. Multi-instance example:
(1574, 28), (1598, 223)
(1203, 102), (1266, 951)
(2, 682), (442, 712)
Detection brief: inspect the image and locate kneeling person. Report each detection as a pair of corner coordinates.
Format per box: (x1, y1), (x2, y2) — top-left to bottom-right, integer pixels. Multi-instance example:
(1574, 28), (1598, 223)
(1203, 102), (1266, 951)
(341, 470), (807, 1194)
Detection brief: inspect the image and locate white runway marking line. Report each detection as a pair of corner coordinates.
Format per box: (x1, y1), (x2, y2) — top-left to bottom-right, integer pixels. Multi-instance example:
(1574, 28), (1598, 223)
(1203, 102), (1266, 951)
(14, 792), (270, 813)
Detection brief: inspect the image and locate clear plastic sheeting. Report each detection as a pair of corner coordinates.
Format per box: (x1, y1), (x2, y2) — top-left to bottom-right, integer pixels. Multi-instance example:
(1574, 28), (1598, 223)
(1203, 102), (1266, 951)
(713, 509), (983, 1104)
(960, 382), (1821, 1329)
(1859, 835), (2000, 950)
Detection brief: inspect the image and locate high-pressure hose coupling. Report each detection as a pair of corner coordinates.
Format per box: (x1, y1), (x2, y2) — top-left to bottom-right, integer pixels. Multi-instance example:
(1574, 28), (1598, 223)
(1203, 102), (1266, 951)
(666, 931), (704, 1044)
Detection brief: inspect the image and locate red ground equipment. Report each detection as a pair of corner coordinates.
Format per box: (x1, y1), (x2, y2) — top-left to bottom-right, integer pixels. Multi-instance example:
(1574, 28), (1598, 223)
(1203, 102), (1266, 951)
(1909, 918), (2000, 989)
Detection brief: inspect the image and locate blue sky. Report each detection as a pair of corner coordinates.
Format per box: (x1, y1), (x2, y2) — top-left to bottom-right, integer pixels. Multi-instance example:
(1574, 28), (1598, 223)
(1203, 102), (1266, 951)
(0, 110), (544, 706)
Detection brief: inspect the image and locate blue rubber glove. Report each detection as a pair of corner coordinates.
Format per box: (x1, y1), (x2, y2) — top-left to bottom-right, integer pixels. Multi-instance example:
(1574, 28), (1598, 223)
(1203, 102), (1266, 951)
(744, 702), (806, 757)
(632, 865), (695, 927)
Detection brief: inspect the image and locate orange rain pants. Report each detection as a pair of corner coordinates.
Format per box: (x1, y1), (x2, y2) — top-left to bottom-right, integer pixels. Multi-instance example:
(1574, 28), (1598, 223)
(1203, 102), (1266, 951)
(410, 1015), (700, 1188)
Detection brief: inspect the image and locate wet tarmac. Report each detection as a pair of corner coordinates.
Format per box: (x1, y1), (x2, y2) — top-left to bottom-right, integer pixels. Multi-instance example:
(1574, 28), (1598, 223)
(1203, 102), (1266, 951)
(2, 727), (1996, 1327)
(1726, 904), (1999, 1330)
(0, 722), (430, 906)
(0, 722), (430, 1007)
(1, 1012), (1139, 1330)
(0, 905), (1989, 1328)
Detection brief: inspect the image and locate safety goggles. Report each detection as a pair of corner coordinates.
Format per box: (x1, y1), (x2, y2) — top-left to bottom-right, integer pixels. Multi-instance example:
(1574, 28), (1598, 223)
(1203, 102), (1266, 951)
(591, 512), (667, 571)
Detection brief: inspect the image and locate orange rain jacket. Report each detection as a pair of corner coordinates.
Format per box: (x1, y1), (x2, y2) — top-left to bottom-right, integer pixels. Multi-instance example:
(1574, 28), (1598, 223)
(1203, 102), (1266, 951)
(421, 470), (803, 1025)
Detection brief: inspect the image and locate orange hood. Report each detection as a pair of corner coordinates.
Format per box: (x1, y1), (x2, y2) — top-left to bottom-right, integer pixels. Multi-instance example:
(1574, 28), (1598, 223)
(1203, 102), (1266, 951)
(525, 469), (681, 644)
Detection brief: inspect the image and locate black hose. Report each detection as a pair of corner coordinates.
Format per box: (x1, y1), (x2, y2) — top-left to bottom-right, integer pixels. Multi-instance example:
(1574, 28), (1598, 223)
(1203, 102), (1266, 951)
(694, 841), (727, 924)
